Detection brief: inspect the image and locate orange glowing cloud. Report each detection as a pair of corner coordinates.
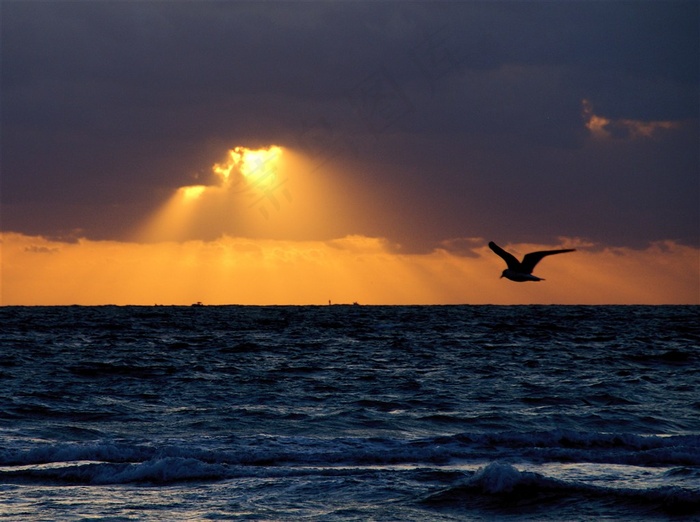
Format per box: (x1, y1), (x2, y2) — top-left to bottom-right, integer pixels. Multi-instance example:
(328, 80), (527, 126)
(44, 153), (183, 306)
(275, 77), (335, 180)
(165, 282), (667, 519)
(582, 99), (678, 139)
(2, 233), (698, 305)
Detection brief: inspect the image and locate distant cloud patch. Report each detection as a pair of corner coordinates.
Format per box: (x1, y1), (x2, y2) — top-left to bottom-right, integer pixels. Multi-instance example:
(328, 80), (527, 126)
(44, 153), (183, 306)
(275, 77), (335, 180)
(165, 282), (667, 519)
(582, 99), (679, 140)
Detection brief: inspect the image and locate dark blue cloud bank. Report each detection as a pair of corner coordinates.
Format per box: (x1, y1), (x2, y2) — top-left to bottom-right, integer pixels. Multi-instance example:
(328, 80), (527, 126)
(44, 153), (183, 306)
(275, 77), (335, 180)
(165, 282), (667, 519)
(2, 2), (698, 251)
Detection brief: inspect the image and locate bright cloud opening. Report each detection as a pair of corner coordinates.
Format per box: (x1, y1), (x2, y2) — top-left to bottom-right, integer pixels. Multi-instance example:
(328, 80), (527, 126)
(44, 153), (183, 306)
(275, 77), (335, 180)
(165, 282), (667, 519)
(138, 145), (291, 242)
(136, 146), (381, 244)
(213, 146), (283, 190)
(207, 145), (285, 202)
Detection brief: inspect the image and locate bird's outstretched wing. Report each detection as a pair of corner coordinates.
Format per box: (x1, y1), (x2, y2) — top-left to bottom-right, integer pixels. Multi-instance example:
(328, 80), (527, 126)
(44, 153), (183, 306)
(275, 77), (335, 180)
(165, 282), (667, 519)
(521, 248), (575, 274)
(488, 241), (521, 270)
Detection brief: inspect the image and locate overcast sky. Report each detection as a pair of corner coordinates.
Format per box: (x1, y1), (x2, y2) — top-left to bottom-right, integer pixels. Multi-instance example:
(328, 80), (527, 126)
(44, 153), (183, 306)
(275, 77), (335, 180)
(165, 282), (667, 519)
(2, 1), (698, 254)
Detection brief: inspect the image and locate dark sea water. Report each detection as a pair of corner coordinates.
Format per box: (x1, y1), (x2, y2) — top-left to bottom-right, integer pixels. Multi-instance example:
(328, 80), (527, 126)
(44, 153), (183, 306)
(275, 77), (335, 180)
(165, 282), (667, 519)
(0, 305), (698, 520)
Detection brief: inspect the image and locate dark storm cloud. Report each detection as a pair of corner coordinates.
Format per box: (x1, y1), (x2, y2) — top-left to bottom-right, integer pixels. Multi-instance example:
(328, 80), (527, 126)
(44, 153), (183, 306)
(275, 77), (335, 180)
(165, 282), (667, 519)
(2, 1), (698, 249)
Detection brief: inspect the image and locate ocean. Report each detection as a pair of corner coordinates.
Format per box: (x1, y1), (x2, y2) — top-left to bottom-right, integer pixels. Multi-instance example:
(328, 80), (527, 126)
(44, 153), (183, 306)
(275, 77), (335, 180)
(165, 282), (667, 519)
(0, 305), (698, 520)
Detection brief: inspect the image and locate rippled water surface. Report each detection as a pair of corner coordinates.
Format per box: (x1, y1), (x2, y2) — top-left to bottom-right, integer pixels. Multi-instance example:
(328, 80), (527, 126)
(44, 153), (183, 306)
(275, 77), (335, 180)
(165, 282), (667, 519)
(0, 305), (698, 520)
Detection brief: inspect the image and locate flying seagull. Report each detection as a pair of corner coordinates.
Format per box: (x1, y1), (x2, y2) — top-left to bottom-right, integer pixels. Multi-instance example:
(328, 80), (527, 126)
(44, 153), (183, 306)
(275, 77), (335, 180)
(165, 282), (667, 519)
(489, 241), (575, 282)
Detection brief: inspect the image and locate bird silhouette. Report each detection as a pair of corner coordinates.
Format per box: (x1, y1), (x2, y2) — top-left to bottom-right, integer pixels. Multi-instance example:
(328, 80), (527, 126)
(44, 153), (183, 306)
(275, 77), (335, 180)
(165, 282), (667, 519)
(489, 241), (575, 282)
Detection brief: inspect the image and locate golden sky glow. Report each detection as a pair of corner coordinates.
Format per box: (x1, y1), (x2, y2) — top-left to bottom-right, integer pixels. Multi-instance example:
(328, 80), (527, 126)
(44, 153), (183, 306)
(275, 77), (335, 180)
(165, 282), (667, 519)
(2, 232), (698, 305)
(3, 143), (698, 306)
(181, 185), (207, 201)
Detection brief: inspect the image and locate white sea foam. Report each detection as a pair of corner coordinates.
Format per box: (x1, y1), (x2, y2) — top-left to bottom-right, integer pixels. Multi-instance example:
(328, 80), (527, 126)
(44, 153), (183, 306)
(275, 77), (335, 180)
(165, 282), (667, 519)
(0, 305), (698, 519)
